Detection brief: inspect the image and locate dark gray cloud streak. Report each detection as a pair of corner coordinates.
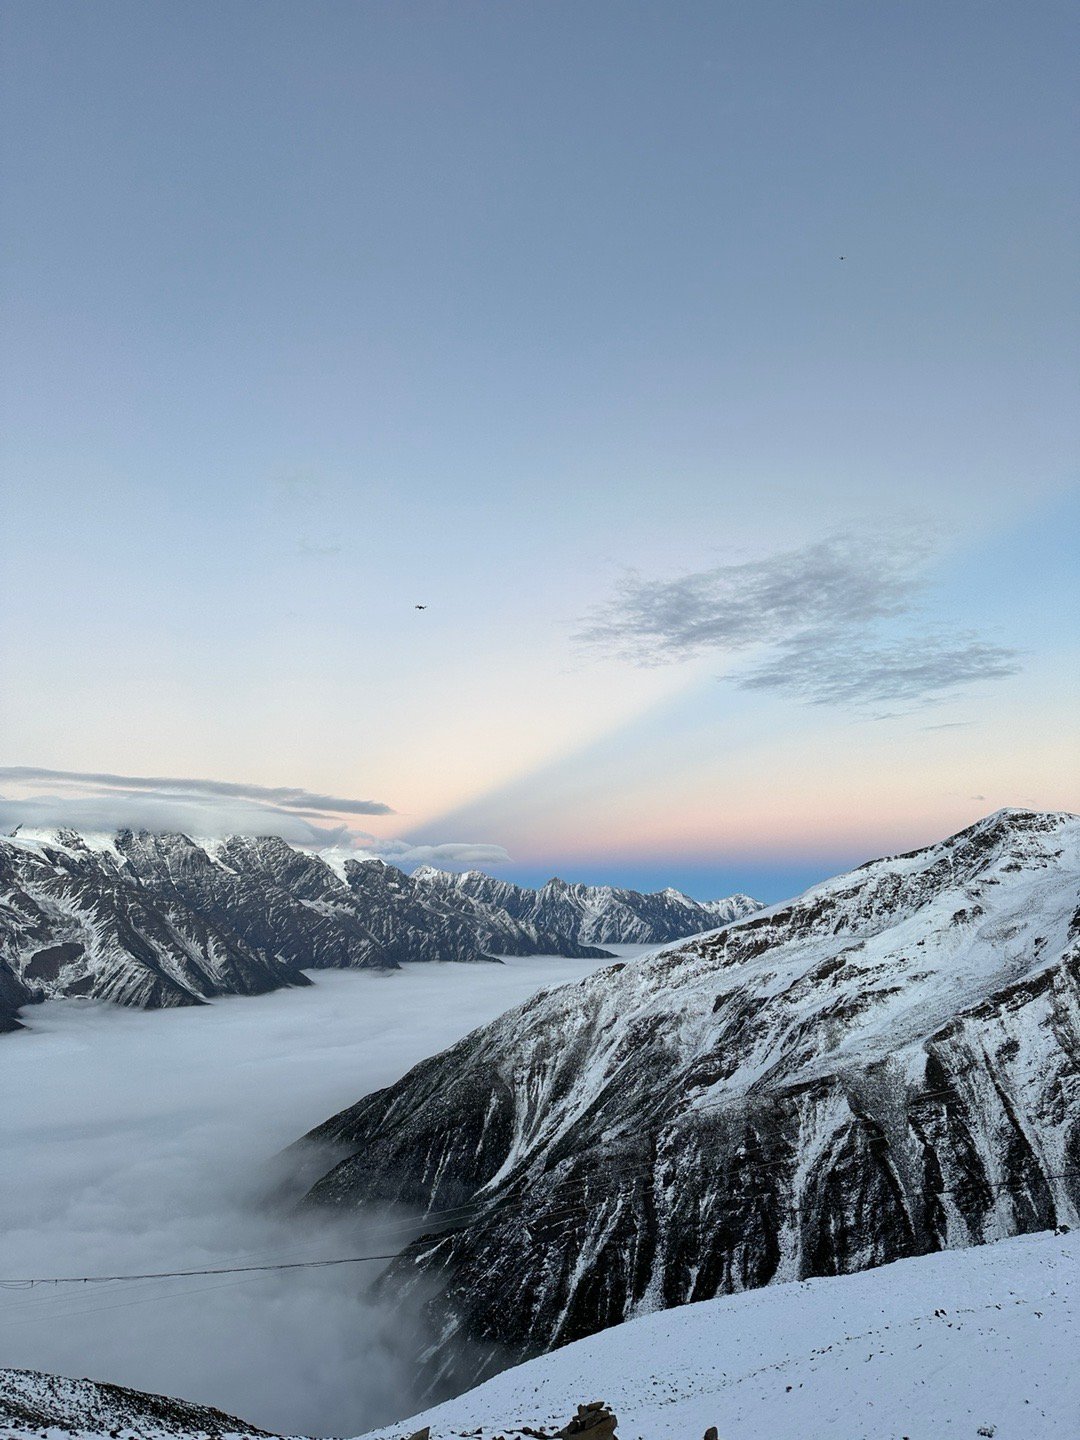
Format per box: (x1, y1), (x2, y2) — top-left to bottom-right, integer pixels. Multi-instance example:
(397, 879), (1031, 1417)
(0, 770), (510, 865)
(580, 536), (922, 662)
(0, 767), (394, 816)
(579, 534), (1020, 709)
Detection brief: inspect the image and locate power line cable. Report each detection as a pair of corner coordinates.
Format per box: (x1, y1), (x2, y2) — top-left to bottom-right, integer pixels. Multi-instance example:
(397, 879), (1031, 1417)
(3, 1172), (1076, 1291)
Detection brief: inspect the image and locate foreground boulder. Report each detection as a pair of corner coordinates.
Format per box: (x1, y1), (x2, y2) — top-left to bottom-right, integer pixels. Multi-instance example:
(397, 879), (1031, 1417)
(556, 1401), (617, 1440)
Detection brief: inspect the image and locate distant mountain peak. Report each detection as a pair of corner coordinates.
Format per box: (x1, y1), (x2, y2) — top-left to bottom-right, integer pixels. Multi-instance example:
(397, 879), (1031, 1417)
(409, 863), (445, 880)
(411, 866), (760, 947)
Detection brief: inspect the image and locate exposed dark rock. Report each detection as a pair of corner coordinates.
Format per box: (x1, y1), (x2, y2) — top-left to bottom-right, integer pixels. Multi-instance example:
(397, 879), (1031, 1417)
(293, 809), (1080, 1392)
(23, 940), (86, 982)
(557, 1401), (616, 1440)
(0, 830), (312, 1012)
(0, 829), (627, 1018)
(412, 868), (760, 947)
(0, 954), (36, 1032)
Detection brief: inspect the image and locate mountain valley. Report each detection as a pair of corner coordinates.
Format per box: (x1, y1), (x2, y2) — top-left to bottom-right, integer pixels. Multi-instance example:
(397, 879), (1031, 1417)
(0, 831), (753, 1031)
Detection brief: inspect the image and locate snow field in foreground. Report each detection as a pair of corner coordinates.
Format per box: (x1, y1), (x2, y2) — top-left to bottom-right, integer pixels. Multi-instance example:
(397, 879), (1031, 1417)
(361, 1229), (1079, 1440)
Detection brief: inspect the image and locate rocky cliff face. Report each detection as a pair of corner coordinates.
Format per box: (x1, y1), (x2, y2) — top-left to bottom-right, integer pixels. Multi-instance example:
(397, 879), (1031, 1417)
(0, 831), (309, 1019)
(337, 854), (610, 963)
(0, 829), (614, 1024)
(0, 954), (34, 1032)
(297, 810), (1080, 1390)
(411, 867), (759, 946)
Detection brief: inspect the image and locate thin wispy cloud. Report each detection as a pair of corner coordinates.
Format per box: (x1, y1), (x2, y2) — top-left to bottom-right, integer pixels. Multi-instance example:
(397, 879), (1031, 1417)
(0, 791), (356, 848)
(0, 767), (393, 816)
(268, 467), (327, 506)
(0, 767), (510, 866)
(579, 533), (1021, 709)
(369, 840), (512, 868)
(579, 535), (924, 663)
(266, 469), (343, 561)
(739, 630), (1020, 707)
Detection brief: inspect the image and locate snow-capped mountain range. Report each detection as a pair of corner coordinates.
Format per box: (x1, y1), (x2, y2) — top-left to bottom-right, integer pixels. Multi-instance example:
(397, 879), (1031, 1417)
(412, 866), (758, 945)
(0, 829), (755, 1031)
(295, 808), (1080, 1390)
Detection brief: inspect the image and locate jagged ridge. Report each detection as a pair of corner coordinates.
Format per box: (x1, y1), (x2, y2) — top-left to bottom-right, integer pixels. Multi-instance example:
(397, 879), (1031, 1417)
(1, 831), (752, 1029)
(0, 829), (615, 1026)
(412, 867), (759, 946)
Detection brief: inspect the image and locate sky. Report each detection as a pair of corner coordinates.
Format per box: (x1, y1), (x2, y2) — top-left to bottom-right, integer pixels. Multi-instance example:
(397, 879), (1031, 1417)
(1, 1), (1077, 901)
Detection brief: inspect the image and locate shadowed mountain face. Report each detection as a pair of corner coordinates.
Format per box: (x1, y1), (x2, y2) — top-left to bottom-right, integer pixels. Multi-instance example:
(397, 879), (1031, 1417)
(411, 868), (760, 947)
(1, 832), (755, 1030)
(0, 956), (34, 1033)
(295, 810), (1080, 1392)
(0, 831), (311, 1019)
(0, 830), (616, 1026)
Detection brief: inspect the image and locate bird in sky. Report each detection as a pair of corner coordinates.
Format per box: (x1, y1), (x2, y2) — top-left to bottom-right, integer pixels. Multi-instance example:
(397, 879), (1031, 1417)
(415, 604), (427, 610)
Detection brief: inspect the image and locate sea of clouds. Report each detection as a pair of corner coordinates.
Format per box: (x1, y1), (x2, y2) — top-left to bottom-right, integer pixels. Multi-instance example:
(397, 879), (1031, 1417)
(0, 955), (621, 1436)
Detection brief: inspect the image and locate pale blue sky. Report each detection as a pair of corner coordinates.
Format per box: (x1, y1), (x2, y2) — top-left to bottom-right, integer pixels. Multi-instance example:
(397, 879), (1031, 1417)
(2, 2), (1077, 899)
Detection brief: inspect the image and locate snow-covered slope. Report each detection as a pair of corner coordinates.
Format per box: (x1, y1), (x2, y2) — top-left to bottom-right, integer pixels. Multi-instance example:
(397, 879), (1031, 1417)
(4, 1230), (1077, 1440)
(0, 1367), (272, 1440)
(0, 831), (615, 1027)
(360, 1228), (1079, 1440)
(295, 809), (1080, 1388)
(412, 866), (759, 945)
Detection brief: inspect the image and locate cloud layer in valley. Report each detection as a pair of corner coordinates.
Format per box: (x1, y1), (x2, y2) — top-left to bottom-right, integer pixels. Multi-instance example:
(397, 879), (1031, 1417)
(0, 958), (615, 1435)
(579, 533), (1021, 710)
